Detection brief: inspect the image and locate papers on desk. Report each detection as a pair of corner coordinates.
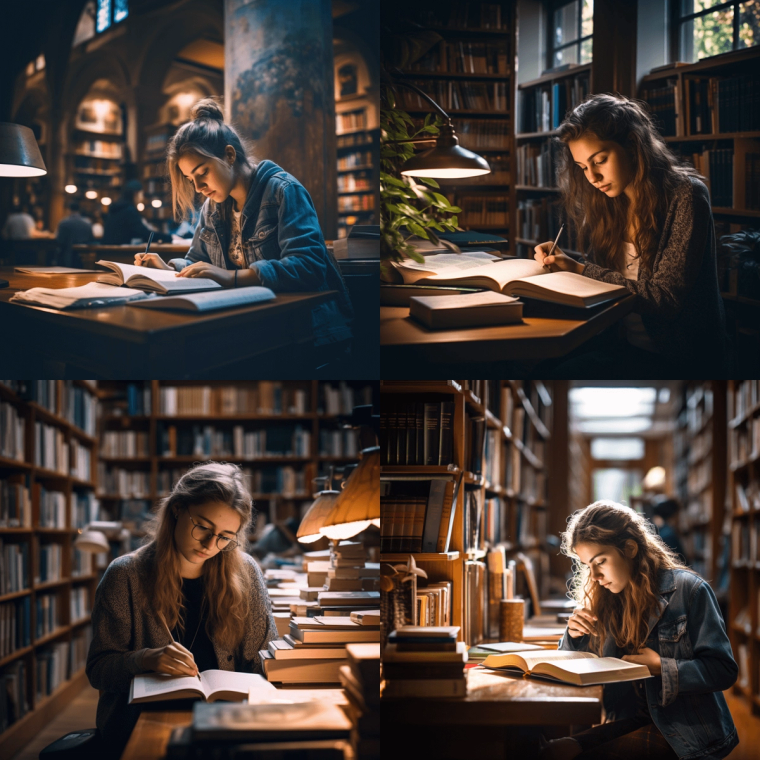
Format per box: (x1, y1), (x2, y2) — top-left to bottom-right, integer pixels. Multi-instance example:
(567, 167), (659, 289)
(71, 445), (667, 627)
(14, 266), (102, 274)
(127, 286), (276, 312)
(9, 282), (152, 310)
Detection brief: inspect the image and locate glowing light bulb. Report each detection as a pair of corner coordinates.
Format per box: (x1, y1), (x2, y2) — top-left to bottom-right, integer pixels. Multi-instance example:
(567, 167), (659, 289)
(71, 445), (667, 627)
(101, 197), (112, 206)
(85, 190), (98, 200)
(136, 202), (145, 211)
(151, 199), (162, 208)
(65, 184), (77, 194)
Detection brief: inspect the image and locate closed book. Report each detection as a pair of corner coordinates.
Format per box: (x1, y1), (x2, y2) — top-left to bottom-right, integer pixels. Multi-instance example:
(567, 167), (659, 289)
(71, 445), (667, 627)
(383, 642), (468, 663)
(260, 651), (345, 683)
(439, 402), (454, 466)
(383, 662), (466, 680)
(350, 611), (380, 625)
(436, 479), (458, 553)
(409, 291), (523, 328)
(345, 643), (380, 690)
(382, 677), (467, 698)
(381, 283), (485, 307)
(268, 640), (349, 660)
(423, 403), (440, 465)
(289, 625), (379, 644)
(421, 479), (448, 553)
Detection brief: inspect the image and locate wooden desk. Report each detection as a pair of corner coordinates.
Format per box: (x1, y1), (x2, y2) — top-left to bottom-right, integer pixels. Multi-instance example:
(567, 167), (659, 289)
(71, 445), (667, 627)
(380, 295), (635, 373)
(0, 269), (333, 377)
(381, 666), (603, 759)
(120, 688), (349, 760)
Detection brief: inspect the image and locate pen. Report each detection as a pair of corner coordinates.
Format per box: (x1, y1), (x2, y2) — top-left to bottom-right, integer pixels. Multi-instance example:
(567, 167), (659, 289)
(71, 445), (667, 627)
(158, 612), (201, 682)
(544, 224), (564, 270)
(139, 231), (154, 266)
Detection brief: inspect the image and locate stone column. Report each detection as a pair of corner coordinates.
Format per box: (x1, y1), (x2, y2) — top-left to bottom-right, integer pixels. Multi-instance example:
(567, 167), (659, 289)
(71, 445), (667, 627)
(225, 0), (337, 238)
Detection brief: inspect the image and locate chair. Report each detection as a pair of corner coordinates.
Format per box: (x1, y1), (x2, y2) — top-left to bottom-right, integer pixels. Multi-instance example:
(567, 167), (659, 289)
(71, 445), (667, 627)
(39, 729), (102, 760)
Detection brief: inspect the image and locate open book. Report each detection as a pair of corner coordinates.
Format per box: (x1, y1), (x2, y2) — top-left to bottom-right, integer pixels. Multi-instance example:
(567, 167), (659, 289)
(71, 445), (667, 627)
(9, 282), (151, 310)
(392, 254), (628, 308)
(128, 670), (276, 704)
(481, 649), (652, 686)
(96, 260), (222, 295)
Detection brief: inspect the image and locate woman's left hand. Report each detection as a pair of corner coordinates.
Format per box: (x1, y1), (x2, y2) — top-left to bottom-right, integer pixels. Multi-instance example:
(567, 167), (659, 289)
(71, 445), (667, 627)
(176, 261), (234, 287)
(621, 647), (662, 675)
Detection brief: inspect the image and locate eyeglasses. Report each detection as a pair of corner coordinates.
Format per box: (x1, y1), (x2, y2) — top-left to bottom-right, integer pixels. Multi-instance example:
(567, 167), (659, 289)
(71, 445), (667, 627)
(189, 515), (239, 553)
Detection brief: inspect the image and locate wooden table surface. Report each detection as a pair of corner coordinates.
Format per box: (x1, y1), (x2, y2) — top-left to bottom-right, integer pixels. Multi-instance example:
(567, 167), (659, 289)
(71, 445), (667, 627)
(0, 268), (332, 377)
(380, 295), (635, 364)
(120, 688), (349, 760)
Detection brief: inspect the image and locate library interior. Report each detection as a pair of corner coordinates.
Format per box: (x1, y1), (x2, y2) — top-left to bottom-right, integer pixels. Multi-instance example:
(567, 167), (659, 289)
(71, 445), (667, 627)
(380, 379), (760, 760)
(380, 0), (760, 379)
(0, 0), (379, 378)
(0, 379), (380, 760)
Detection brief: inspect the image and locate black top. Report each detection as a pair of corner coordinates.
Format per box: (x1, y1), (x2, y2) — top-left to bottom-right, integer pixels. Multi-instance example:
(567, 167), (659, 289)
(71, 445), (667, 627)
(173, 576), (218, 673)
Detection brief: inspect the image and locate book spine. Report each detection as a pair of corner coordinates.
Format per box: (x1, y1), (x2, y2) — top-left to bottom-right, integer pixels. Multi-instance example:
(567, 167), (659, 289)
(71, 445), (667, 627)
(421, 479), (447, 553)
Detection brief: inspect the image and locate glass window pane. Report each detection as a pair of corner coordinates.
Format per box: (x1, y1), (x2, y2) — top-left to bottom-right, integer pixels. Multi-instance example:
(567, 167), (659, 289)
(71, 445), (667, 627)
(681, 0), (728, 12)
(682, 6), (735, 61)
(554, 43), (579, 68)
(96, 0), (111, 33)
(582, 0), (594, 37)
(739, 1), (760, 49)
(114, 0), (128, 23)
(554, 1), (580, 47)
(590, 437), (645, 460)
(580, 36), (593, 63)
(592, 468), (643, 505)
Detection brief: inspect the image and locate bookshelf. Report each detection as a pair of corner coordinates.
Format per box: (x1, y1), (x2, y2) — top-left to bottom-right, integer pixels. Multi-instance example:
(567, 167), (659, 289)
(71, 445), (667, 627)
(379, 379), (551, 647)
(394, 1), (515, 239)
(0, 380), (99, 758)
(513, 64), (592, 259)
(141, 123), (178, 235)
(727, 380), (760, 714)
(672, 383), (727, 585)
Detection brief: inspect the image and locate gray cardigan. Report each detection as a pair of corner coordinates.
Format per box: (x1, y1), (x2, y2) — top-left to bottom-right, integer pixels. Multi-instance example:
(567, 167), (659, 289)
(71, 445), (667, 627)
(581, 176), (728, 373)
(85, 548), (277, 752)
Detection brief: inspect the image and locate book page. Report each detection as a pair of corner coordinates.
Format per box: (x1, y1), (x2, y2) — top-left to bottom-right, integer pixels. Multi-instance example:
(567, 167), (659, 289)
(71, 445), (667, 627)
(132, 673), (207, 700)
(97, 260), (182, 283)
(516, 650), (598, 671)
(201, 670), (276, 700)
(511, 271), (626, 297)
(534, 656), (650, 677)
(392, 253), (503, 284)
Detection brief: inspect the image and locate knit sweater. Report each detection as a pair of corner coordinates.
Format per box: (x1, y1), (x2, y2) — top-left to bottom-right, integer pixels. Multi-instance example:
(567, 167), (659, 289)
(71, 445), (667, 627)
(581, 176), (728, 373)
(85, 547), (277, 753)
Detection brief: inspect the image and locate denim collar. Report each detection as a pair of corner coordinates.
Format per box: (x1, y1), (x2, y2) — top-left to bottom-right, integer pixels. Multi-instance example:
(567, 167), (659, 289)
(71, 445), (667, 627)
(644, 568), (678, 640)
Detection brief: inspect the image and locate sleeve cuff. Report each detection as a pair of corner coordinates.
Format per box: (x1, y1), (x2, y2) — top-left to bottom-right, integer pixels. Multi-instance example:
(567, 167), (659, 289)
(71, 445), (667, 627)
(129, 648), (150, 674)
(249, 260), (276, 289)
(582, 262), (606, 279)
(169, 258), (188, 271)
(659, 656), (678, 706)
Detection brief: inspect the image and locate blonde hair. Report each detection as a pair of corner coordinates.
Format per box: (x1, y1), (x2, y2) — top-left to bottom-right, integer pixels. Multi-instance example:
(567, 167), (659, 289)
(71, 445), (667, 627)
(166, 97), (257, 223)
(135, 461), (256, 651)
(561, 500), (690, 656)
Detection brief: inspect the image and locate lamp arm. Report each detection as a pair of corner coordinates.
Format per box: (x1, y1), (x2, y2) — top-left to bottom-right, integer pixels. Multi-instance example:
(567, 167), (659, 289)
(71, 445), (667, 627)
(389, 78), (451, 123)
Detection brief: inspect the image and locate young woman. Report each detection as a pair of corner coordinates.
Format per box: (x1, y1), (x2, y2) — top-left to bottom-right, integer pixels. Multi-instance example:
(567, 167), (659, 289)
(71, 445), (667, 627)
(86, 462), (277, 758)
(133, 98), (353, 348)
(533, 94), (728, 378)
(539, 500), (738, 760)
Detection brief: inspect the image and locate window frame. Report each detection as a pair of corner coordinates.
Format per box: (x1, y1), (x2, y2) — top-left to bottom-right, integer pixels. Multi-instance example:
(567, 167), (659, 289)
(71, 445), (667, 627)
(545, 0), (594, 73)
(675, 0), (757, 62)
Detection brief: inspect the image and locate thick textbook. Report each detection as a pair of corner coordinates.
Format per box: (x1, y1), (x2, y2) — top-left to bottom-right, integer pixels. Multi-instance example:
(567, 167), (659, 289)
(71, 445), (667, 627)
(96, 260), (222, 294)
(392, 254), (627, 308)
(409, 291), (523, 328)
(481, 649), (652, 686)
(128, 670), (275, 704)
(128, 286), (277, 312)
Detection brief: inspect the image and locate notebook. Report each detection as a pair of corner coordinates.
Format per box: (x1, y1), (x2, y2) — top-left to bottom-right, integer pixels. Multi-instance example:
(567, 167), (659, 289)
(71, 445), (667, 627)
(127, 286), (276, 312)
(96, 260), (222, 294)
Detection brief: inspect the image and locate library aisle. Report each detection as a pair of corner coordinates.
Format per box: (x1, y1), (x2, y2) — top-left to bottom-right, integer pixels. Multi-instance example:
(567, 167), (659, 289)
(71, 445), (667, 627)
(0, 379), (380, 760)
(380, 380), (760, 760)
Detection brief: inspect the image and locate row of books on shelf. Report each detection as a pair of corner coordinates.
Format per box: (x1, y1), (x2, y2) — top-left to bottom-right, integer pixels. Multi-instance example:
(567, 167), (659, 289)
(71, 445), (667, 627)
(143, 162), (167, 179)
(72, 155), (122, 174)
(0, 402), (24, 462)
(0, 540), (28, 594)
(686, 147), (735, 208)
(17, 381), (97, 437)
(517, 197), (564, 244)
(337, 110), (369, 133)
(36, 543), (62, 584)
(468, 152), (509, 184)
(688, 459), (711, 495)
(337, 130), (377, 149)
(380, 401), (455, 467)
(75, 139), (122, 158)
(515, 140), (560, 187)
(379, 478), (457, 554)
(409, 39), (510, 75)
(158, 383), (310, 416)
(320, 429), (361, 458)
(642, 80), (679, 137)
(338, 194), (375, 212)
(70, 587), (89, 622)
(456, 193), (509, 226)
(337, 171), (373, 193)
(0, 479), (31, 528)
(731, 417), (760, 464)
(729, 520), (760, 565)
(0, 659), (27, 733)
(417, 581), (453, 627)
(414, 3), (508, 30)
(688, 427), (712, 465)
(397, 79), (509, 112)
(337, 150), (374, 171)
(36, 593), (60, 639)
(681, 490), (712, 530)
(428, 117), (509, 149)
(519, 74), (590, 134)
(0, 597), (30, 658)
(733, 380), (760, 420)
(34, 424), (92, 480)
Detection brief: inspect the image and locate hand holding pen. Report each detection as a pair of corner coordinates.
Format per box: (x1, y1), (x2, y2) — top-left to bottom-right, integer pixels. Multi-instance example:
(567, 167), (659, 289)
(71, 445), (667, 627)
(141, 612), (201, 681)
(134, 231), (173, 270)
(532, 224), (585, 275)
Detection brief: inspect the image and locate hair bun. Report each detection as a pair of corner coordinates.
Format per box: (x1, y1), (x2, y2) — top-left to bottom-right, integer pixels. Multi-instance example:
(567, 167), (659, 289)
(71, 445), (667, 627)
(191, 98), (224, 122)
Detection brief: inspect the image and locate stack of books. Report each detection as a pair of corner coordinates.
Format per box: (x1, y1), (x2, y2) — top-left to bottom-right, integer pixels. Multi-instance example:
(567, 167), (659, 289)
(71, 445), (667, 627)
(382, 626), (467, 698)
(339, 643), (380, 760)
(259, 614), (380, 684)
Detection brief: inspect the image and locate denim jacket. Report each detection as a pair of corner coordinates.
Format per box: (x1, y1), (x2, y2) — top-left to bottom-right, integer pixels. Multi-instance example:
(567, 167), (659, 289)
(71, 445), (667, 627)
(558, 568), (738, 760)
(169, 160), (353, 345)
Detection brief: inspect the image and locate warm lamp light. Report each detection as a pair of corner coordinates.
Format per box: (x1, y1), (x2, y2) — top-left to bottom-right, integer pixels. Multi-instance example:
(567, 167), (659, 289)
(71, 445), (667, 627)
(297, 490), (340, 544)
(85, 190), (98, 200)
(137, 202), (145, 211)
(65, 184), (77, 194)
(0, 123), (47, 177)
(101, 197), (112, 206)
(319, 447), (379, 540)
(74, 521), (123, 553)
(643, 466), (667, 491)
(151, 199), (162, 208)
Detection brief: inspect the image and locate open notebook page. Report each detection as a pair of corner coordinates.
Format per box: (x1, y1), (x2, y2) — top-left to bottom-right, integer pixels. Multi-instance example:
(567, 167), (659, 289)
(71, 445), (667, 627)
(513, 650), (597, 671)
(510, 270), (626, 298)
(200, 670), (276, 699)
(97, 260), (186, 283)
(534, 657), (648, 676)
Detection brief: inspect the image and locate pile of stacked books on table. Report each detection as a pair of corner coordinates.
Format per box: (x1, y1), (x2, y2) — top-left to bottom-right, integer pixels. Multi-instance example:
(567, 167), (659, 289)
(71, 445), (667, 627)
(339, 643), (380, 760)
(382, 625), (467, 698)
(264, 567), (309, 637)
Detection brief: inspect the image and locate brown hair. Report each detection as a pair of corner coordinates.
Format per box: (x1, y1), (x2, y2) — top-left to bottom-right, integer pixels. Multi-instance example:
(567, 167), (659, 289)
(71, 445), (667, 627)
(135, 461), (256, 651)
(555, 93), (701, 275)
(166, 97), (257, 223)
(561, 500), (690, 656)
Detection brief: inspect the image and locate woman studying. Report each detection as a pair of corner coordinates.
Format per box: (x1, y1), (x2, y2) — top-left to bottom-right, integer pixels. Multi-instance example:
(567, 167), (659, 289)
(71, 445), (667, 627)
(85, 462), (277, 757)
(539, 501), (738, 760)
(533, 94), (728, 378)
(134, 98), (353, 348)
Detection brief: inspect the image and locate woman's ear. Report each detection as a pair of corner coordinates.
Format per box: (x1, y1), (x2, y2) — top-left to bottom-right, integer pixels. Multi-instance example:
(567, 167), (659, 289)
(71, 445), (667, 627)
(225, 145), (236, 166)
(624, 539), (638, 558)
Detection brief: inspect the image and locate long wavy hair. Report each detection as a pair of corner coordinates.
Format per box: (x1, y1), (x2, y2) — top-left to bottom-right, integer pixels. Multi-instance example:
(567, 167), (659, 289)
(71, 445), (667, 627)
(555, 94), (701, 275)
(135, 462), (256, 651)
(166, 97), (257, 224)
(561, 500), (690, 656)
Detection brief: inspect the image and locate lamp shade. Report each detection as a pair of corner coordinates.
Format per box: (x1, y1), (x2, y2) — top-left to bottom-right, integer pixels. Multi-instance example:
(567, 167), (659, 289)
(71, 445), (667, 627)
(0, 123), (47, 177)
(297, 490), (340, 543)
(400, 123), (490, 179)
(74, 529), (110, 554)
(320, 447), (379, 540)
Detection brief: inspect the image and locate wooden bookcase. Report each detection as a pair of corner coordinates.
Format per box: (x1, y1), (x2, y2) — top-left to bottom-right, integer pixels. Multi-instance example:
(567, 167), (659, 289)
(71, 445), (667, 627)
(0, 380), (99, 759)
(141, 123), (179, 236)
(727, 379), (760, 715)
(673, 382), (727, 587)
(380, 379), (551, 647)
(394, 1), (515, 241)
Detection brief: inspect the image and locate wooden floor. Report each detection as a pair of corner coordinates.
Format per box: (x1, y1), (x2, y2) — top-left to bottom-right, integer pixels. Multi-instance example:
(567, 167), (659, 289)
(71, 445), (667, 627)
(6, 684), (760, 759)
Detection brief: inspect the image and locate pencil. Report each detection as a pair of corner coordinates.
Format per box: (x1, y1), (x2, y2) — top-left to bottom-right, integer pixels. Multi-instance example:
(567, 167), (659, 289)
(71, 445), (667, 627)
(544, 224), (564, 270)
(158, 611), (201, 682)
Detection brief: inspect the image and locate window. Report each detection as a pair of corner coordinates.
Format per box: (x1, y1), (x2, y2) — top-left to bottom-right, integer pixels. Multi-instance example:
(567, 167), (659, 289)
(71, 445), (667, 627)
(678, 0), (760, 62)
(590, 437), (646, 460)
(548, 0), (593, 71)
(592, 468), (643, 505)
